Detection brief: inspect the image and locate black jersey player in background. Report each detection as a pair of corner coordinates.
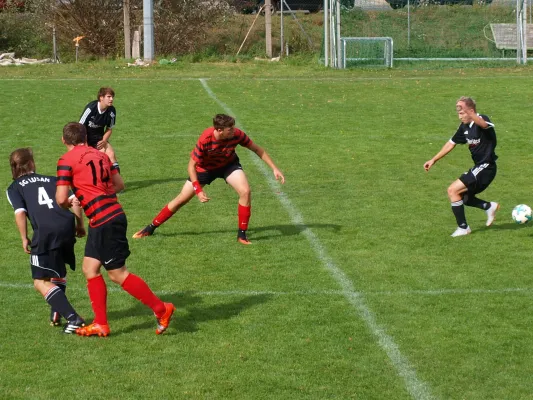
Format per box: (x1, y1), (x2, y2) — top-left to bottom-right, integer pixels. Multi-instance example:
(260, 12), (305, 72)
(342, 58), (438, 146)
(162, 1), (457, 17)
(6, 148), (86, 333)
(424, 96), (500, 237)
(79, 87), (120, 173)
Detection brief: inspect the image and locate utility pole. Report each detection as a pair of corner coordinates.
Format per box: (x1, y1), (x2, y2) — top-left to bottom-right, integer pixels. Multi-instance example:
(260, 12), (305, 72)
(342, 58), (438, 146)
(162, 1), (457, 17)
(265, 0), (272, 58)
(124, 0), (131, 59)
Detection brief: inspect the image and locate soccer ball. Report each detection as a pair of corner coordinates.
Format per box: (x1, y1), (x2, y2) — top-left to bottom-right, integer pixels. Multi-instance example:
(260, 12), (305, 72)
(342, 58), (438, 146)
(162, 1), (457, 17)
(512, 204), (532, 224)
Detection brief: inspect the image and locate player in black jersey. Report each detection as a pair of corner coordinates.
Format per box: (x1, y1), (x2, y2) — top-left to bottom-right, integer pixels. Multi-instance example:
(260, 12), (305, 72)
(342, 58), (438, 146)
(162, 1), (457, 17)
(6, 148), (86, 333)
(79, 87), (120, 173)
(424, 97), (500, 237)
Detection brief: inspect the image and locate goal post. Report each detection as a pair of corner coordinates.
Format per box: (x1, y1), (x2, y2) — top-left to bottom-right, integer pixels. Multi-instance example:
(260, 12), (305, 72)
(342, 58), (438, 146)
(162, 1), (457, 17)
(340, 37), (394, 68)
(517, 0), (527, 64)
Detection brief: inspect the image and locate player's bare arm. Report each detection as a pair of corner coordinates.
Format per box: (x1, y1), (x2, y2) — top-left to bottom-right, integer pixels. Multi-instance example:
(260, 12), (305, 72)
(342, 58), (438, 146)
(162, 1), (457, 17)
(56, 185), (71, 209)
(14, 211), (31, 254)
(112, 172), (125, 193)
(69, 195), (86, 238)
(424, 141), (456, 171)
(247, 143), (285, 184)
(188, 158), (210, 203)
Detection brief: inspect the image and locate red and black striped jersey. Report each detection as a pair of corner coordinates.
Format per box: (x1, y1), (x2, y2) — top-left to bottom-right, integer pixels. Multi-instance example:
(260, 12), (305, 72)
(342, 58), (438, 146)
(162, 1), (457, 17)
(56, 145), (123, 227)
(191, 127), (254, 172)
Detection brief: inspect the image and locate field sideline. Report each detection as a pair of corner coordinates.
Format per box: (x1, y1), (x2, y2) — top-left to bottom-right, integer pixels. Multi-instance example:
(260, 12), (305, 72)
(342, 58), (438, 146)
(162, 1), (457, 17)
(1, 63), (533, 399)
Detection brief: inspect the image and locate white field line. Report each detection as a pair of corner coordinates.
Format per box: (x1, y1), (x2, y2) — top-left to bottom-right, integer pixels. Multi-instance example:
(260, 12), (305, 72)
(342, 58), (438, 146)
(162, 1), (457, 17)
(2, 281), (533, 297)
(199, 78), (435, 400)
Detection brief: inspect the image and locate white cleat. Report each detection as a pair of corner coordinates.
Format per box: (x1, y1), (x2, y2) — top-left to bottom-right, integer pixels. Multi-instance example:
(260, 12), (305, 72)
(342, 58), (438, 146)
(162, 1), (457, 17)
(451, 226), (471, 237)
(485, 202), (500, 226)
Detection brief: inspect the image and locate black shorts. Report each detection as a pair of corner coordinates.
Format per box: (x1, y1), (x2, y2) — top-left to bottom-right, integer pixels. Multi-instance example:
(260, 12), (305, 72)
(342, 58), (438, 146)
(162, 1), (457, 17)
(191, 159), (243, 186)
(30, 244), (75, 280)
(459, 163), (497, 195)
(85, 213), (130, 270)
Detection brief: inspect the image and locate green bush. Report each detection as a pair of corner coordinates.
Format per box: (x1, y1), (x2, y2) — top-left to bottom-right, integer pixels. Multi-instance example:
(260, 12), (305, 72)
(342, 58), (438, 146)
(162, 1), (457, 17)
(0, 12), (51, 58)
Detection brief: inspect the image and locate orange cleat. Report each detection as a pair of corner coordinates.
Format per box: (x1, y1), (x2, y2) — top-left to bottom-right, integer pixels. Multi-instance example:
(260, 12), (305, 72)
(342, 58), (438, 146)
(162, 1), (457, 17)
(132, 224), (155, 239)
(237, 237), (252, 245)
(76, 323), (110, 337)
(156, 302), (176, 335)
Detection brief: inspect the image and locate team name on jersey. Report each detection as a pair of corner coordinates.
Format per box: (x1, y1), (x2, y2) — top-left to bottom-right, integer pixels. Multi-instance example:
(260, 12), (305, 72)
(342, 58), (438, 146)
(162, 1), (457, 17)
(18, 176), (51, 187)
(88, 121), (102, 129)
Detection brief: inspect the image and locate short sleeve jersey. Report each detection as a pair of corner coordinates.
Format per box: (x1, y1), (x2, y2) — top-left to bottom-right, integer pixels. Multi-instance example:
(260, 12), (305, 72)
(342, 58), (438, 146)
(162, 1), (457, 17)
(191, 127), (254, 172)
(450, 114), (497, 165)
(79, 100), (116, 148)
(6, 173), (75, 254)
(57, 145), (123, 228)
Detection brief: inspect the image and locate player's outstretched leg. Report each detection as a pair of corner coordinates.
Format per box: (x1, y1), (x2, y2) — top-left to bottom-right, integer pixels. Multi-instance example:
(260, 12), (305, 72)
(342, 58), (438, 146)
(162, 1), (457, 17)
(485, 202), (500, 226)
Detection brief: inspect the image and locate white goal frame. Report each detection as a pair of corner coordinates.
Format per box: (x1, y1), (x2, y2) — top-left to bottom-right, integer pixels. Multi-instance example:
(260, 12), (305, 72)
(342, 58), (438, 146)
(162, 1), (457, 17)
(340, 37), (394, 68)
(517, 0), (527, 64)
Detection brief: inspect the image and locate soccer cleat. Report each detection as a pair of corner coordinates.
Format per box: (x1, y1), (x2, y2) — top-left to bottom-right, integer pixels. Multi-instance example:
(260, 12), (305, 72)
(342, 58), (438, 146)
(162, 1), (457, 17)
(451, 226), (471, 237)
(485, 202), (500, 226)
(63, 316), (86, 334)
(132, 224), (156, 239)
(237, 237), (252, 245)
(237, 229), (252, 245)
(76, 323), (110, 337)
(156, 302), (176, 335)
(50, 311), (62, 327)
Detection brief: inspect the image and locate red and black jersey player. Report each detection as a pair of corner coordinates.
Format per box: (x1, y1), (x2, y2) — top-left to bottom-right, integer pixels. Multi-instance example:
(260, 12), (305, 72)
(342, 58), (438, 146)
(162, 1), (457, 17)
(55, 122), (175, 337)
(133, 114), (285, 245)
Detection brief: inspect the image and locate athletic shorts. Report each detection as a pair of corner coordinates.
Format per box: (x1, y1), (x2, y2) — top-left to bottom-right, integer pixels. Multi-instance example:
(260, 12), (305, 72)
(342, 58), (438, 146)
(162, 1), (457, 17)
(191, 159), (243, 186)
(30, 244), (75, 280)
(459, 162), (497, 195)
(85, 213), (130, 270)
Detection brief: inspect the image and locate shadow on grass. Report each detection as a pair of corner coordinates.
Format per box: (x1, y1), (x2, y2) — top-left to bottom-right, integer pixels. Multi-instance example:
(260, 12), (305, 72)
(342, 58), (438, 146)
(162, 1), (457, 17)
(123, 177), (184, 192)
(107, 292), (273, 336)
(154, 223), (342, 241)
(478, 222), (532, 232)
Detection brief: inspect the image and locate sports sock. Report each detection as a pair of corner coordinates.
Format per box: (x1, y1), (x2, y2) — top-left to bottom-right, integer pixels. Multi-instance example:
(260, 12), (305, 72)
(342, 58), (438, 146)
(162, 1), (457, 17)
(465, 196), (489, 210)
(87, 275), (108, 325)
(44, 285), (77, 322)
(121, 273), (166, 317)
(451, 200), (468, 229)
(238, 204), (251, 231)
(152, 204), (175, 227)
(50, 277), (67, 321)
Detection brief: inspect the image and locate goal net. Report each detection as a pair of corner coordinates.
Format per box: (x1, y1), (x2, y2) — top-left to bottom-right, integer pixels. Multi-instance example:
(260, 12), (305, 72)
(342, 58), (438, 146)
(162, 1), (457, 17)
(340, 37), (393, 68)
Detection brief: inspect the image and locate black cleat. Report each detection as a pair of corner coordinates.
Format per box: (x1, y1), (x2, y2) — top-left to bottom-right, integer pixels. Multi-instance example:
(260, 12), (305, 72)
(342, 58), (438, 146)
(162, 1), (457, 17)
(63, 316), (86, 334)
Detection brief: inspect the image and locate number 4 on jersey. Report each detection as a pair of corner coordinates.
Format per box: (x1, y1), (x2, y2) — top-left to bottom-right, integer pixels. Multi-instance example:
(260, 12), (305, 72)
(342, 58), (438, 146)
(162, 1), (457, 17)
(38, 186), (54, 209)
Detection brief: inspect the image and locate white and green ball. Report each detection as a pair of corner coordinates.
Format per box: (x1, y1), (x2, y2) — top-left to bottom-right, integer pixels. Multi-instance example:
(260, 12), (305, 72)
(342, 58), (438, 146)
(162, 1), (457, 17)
(512, 204), (532, 224)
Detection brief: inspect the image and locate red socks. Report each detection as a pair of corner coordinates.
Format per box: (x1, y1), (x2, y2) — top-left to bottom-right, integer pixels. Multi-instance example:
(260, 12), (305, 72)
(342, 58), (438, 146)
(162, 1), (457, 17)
(121, 273), (166, 317)
(238, 204), (251, 231)
(152, 204), (175, 227)
(87, 275), (108, 325)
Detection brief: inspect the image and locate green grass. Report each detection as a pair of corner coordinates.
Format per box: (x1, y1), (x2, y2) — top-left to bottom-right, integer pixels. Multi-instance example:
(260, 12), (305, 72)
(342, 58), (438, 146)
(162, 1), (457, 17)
(2, 63), (533, 399)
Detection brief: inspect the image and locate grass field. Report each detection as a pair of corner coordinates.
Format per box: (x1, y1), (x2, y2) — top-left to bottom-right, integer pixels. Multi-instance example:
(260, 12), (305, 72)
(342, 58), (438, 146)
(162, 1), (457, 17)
(2, 62), (533, 399)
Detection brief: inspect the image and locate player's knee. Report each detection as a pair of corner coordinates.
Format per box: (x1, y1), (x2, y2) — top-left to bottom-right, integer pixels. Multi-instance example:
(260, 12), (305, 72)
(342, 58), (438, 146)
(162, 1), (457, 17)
(446, 186), (457, 198)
